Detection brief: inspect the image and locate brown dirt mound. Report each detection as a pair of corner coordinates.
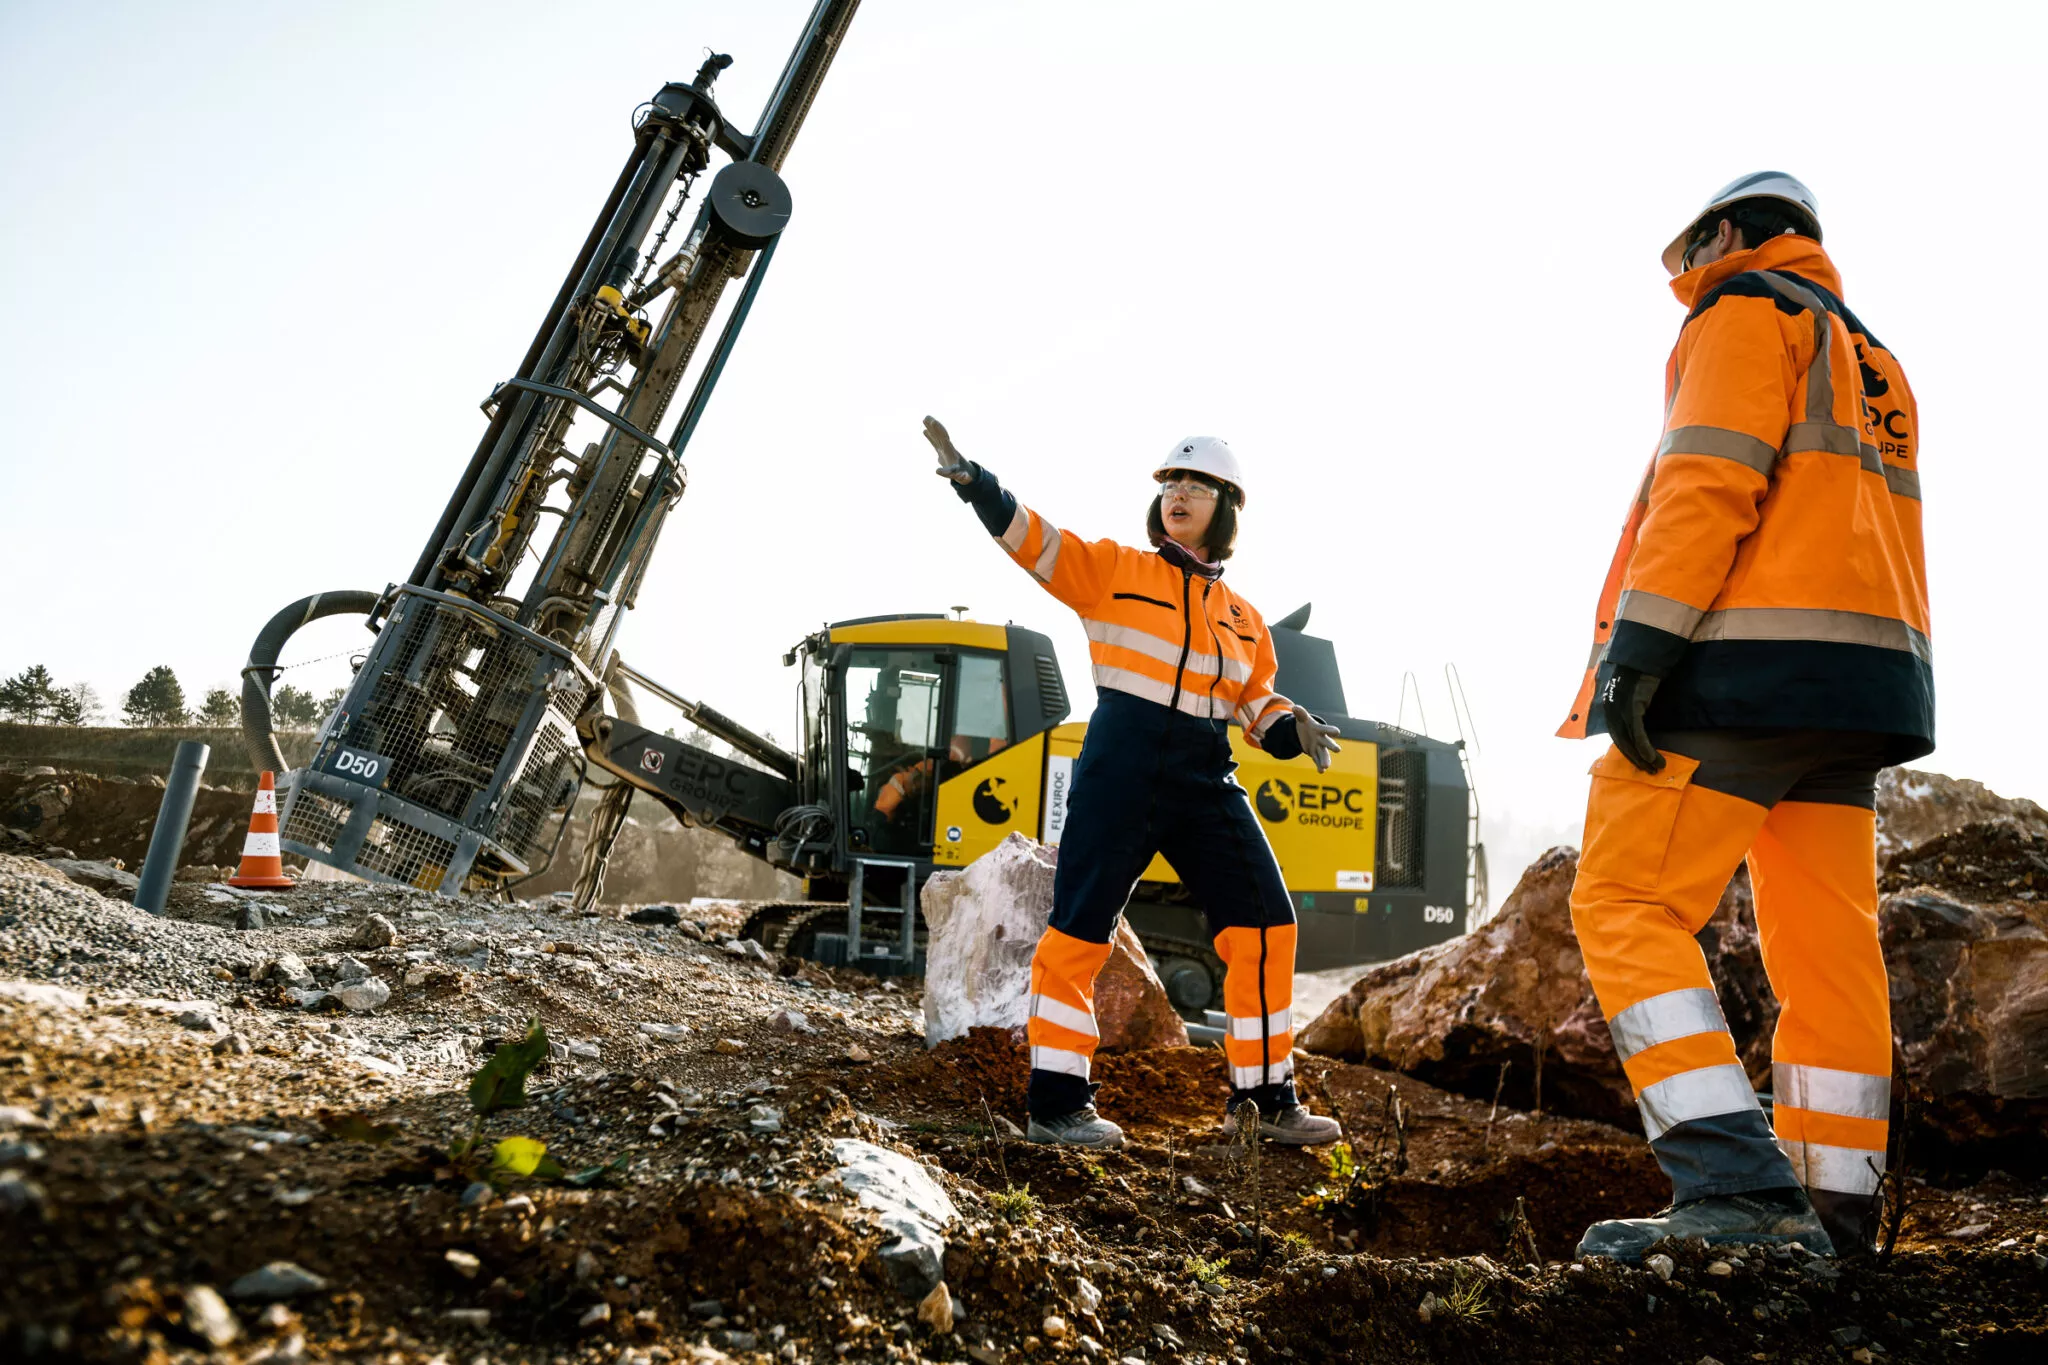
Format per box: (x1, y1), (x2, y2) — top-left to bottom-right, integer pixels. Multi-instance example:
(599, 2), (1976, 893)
(897, 1025), (1029, 1116)
(1096, 1046), (1234, 1130)
(902, 1032), (1238, 1134)
(0, 769), (267, 869)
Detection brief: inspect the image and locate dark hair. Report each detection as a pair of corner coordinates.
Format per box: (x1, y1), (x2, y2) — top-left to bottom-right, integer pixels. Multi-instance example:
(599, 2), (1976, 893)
(1146, 475), (1239, 561)
(1686, 196), (1821, 262)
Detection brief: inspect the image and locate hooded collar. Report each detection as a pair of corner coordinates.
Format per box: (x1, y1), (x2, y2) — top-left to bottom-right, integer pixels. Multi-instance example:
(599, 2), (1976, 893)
(1154, 536), (1224, 581)
(1669, 234), (1844, 309)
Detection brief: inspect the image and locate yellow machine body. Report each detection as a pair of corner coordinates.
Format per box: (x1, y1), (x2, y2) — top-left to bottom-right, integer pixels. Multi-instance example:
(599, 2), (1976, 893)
(931, 722), (1380, 896)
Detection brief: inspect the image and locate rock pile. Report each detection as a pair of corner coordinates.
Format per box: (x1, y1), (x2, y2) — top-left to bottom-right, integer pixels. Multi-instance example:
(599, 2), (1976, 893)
(1302, 769), (2048, 1170)
(1875, 767), (2048, 864)
(1295, 846), (1646, 1126)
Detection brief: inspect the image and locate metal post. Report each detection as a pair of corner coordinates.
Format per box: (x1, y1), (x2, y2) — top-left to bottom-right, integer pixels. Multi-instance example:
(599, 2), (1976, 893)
(133, 740), (209, 915)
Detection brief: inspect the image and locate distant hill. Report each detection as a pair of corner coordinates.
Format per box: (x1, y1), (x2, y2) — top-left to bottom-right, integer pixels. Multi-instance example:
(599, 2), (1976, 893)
(0, 724), (315, 785)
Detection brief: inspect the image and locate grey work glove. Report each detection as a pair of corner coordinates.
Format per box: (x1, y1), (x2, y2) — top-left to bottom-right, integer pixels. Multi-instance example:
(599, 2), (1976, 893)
(923, 415), (976, 484)
(1598, 665), (1665, 773)
(1292, 705), (1342, 774)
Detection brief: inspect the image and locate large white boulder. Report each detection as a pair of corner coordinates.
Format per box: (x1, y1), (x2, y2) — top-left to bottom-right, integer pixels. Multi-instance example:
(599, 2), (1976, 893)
(920, 833), (1187, 1052)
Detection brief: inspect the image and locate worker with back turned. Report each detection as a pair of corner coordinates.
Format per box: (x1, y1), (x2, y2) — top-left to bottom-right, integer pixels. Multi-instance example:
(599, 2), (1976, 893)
(1560, 173), (1929, 1259)
(923, 417), (1345, 1149)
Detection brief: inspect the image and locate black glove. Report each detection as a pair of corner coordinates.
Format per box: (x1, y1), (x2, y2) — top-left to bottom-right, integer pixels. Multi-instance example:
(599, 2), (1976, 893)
(1599, 665), (1665, 773)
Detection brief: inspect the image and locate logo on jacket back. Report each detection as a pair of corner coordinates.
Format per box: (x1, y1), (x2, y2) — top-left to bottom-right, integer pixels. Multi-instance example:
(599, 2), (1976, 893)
(973, 777), (1014, 823)
(1856, 342), (1890, 399)
(1255, 779), (1294, 822)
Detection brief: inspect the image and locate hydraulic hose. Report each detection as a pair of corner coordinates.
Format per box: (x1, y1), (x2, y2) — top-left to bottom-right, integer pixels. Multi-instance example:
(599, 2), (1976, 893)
(240, 591), (382, 776)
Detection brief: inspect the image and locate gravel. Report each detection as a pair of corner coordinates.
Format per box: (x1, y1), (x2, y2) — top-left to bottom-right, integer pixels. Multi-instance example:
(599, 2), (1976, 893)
(0, 855), (266, 1001)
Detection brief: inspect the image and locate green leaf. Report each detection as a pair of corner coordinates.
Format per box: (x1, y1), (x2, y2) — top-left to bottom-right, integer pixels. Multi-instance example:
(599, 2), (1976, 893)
(468, 1018), (551, 1116)
(534, 1156), (566, 1180)
(491, 1136), (547, 1177)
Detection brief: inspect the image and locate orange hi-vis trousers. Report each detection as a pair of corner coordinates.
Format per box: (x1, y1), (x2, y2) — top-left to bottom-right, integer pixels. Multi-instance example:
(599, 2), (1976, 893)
(1025, 692), (1298, 1120)
(1570, 729), (1895, 1252)
(1028, 923), (1297, 1099)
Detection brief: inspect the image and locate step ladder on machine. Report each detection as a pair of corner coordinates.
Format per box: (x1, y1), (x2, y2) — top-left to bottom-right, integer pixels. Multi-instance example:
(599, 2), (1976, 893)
(843, 856), (923, 977)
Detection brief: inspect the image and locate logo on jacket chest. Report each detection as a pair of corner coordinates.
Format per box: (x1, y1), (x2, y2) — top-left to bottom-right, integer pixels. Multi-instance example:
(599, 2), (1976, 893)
(1857, 341), (1912, 455)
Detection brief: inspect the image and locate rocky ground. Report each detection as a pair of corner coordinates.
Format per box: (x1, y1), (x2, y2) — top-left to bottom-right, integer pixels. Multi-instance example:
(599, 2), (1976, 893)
(2, 763), (2047, 1363)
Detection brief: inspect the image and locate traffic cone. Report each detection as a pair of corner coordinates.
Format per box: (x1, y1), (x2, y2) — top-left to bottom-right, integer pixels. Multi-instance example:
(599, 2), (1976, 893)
(228, 771), (295, 889)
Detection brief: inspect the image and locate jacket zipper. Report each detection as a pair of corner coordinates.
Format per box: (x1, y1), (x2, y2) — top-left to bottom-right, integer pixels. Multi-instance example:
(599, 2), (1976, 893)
(1201, 582), (1224, 718)
(1166, 569), (1194, 714)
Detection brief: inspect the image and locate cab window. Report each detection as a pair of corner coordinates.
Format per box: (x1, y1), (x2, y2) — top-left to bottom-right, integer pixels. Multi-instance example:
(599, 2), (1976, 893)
(938, 652), (1011, 784)
(845, 649), (946, 856)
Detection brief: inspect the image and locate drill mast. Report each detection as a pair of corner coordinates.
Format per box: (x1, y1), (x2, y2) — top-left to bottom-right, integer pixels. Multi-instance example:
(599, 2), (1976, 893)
(270, 1), (860, 892)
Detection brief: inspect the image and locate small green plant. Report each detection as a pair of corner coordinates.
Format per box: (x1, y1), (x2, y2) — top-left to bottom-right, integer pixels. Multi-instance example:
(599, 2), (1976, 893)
(1183, 1255), (1229, 1286)
(1439, 1270), (1493, 1322)
(1279, 1231), (1314, 1261)
(989, 1184), (1038, 1223)
(1079, 1160), (1108, 1184)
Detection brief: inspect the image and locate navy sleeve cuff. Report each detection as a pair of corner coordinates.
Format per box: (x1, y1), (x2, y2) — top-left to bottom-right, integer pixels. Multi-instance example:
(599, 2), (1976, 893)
(952, 462), (1017, 537)
(1603, 620), (1689, 677)
(1261, 713), (1304, 761)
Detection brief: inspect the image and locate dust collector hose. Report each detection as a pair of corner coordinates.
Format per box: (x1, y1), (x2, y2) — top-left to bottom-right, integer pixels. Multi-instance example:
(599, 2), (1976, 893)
(240, 591), (382, 776)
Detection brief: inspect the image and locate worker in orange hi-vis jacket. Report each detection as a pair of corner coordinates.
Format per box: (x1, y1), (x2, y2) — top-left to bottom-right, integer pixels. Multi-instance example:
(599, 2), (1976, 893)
(922, 416), (1344, 1150)
(1560, 173), (1929, 1261)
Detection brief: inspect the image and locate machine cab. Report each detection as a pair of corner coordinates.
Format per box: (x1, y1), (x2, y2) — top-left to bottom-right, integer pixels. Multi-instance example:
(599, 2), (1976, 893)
(792, 615), (1068, 886)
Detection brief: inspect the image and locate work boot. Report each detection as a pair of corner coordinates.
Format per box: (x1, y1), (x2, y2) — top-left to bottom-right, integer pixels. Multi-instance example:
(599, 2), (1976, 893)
(1026, 1104), (1125, 1149)
(1576, 1187), (1836, 1262)
(1221, 1103), (1342, 1147)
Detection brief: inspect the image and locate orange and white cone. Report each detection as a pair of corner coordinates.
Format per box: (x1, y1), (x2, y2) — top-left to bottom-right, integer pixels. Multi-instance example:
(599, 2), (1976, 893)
(228, 771), (295, 889)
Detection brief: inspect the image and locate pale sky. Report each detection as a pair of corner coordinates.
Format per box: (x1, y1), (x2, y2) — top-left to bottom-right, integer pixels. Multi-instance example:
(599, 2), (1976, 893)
(4, 1), (2044, 886)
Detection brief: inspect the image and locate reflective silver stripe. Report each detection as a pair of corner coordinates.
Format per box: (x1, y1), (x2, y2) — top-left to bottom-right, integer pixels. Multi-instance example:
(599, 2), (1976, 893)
(1693, 607), (1932, 663)
(1781, 420), (1864, 460)
(1234, 690), (1276, 728)
(1757, 272), (1836, 428)
(1084, 620), (1247, 683)
(1030, 1045), (1091, 1079)
(1780, 422), (1924, 501)
(1658, 424), (1777, 475)
(1091, 666), (1229, 720)
(1772, 1063), (1889, 1121)
(1228, 1010), (1291, 1042)
(1586, 637), (1609, 671)
(1247, 703), (1288, 738)
(1232, 1059), (1293, 1089)
(998, 504), (1030, 554)
(1031, 518), (1062, 584)
(1779, 1139), (1885, 1196)
(1029, 993), (1098, 1039)
(1614, 590), (1705, 639)
(1608, 987), (1727, 1063)
(1638, 1063), (1759, 1142)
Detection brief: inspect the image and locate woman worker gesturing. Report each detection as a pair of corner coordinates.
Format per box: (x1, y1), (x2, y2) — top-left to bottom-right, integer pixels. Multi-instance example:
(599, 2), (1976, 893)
(924, 417), (1344, 1149)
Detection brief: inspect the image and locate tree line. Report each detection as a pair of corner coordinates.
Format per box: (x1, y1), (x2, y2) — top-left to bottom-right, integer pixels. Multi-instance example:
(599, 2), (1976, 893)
(0, 664), (343, 730)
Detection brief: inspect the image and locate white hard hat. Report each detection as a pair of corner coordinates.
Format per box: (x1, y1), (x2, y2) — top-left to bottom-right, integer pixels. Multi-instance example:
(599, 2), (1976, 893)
(1154, 436), (1247, 507)
(1662, 171), (1822, 274)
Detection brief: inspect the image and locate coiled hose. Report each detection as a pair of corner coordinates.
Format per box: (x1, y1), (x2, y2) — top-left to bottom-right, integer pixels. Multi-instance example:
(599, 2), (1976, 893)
(239, 591), (382, 775)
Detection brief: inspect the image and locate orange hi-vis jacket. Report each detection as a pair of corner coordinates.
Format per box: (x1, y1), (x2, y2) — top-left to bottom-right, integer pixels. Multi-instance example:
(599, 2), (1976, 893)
(1560, 235), (1932, 759)
(956, 465), (1299, 748)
